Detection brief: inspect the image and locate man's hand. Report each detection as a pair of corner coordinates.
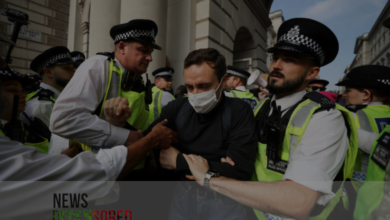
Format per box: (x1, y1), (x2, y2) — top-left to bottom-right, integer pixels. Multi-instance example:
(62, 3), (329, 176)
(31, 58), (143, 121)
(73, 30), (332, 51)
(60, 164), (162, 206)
(147, 120), (178, 149)
(125, 130), (143, 146)
(221, 156), (235, 166)
(160, 146), (179, 170)
(183, 154), (210, 186)
(258, 91), (267, 101)
(60, 146), (81, 158)
(103, 97), (132, 127)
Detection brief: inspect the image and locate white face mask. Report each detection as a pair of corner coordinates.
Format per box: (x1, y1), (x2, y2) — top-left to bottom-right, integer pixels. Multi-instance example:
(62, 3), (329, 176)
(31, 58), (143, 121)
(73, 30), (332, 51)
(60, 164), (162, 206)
(188, 80), (223, 114)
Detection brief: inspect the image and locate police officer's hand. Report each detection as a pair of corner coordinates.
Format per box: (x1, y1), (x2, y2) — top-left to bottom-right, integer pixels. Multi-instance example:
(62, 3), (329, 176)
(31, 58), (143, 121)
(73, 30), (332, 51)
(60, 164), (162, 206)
(183, 154), (210, 186)
(60, 146), (81, 158)
(148, 119), (178, 149)
(103, 97), (132, 127)
(125, 130), (143, 146)
(160, 146), (179, 170)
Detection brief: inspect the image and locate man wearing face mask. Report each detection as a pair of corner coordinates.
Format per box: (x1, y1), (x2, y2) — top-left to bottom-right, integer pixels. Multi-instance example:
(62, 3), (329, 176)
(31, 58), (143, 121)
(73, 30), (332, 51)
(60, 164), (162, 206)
(144, 48), (258, 219)
(180, 18), (359, 220)
(224, 65), (259, 110)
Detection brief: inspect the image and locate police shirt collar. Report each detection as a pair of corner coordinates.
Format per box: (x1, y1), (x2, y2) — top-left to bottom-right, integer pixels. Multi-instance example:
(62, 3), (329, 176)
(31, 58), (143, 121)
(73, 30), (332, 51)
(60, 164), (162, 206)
(235, 86), (246, 92)
(40, 82), (61, 100)
(271, 89), (307, 112)
(114, 57), (129, 73)
(367, 101), (383, 106)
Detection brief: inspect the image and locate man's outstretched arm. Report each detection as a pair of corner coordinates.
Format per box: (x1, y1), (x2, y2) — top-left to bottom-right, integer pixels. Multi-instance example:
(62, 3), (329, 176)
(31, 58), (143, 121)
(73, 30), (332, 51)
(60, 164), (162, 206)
(183, 154), (319, 220)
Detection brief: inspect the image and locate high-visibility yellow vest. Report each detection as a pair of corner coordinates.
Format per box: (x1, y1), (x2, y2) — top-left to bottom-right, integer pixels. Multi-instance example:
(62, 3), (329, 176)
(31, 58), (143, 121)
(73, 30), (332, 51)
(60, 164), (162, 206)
(352, 105), (390, 187)
(252, 96), (359, 220)
(354, 125), (390, 220)
(229, 90), (259, 110)
(81, 58), (150, 170)
(26, 89), (56, 103)
(148, 86), (175, 123)
(0, 124), (50, 154)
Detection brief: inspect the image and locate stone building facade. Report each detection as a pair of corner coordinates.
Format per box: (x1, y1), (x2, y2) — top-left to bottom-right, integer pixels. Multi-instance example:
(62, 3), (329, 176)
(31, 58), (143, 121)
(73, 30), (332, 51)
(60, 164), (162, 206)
(67, 0), (274, 90)
(0, 0), (70, 74)
(266, 10), (284, 72)
(340, 1), (390, 93)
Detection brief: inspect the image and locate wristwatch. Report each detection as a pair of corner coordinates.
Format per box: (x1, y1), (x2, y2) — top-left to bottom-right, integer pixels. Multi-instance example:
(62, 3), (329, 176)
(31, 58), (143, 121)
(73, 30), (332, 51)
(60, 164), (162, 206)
(203, 169), (220, 189)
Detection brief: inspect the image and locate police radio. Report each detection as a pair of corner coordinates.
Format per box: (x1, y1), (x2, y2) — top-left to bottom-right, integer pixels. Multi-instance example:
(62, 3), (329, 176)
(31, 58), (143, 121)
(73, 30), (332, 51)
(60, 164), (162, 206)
(2, 95), (27, 143)
(265, 105), (284, 161)
(0, 8), (29, 64)
(145, 73), (152, 105)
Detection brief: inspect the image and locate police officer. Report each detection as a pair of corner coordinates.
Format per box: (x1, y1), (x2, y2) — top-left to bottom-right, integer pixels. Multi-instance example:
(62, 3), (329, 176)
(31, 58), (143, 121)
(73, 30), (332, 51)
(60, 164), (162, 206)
(0, 76), (177, 218)
(307, 77), (329, 91)
(182, 18), (359, 220)
(70, 51), (85, 69)
(224, 65), (259, 110)
(148, 67), (175, 123)
(22, 46), (75, 128)
(50, 19), (161, 172)
(336, 65), (390, 188)
(0, 64), (51, 153)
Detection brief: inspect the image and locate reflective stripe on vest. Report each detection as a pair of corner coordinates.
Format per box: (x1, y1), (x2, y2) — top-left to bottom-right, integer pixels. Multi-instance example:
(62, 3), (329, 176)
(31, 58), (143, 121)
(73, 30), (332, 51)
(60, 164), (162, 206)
(253, 97), (269, 116)
(81, 59), (149, 170)
(253, 100), (359, 220)
(148, 86), (163, 123)
(353, 105), (390, 183)
(230, 90), (259, 110)
(26, 90), (56, 103)
(354, 125), (390, 220)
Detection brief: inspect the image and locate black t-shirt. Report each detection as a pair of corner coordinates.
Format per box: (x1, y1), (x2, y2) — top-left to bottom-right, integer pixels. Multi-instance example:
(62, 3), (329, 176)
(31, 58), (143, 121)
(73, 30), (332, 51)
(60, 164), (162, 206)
(144, 95), (258, 180)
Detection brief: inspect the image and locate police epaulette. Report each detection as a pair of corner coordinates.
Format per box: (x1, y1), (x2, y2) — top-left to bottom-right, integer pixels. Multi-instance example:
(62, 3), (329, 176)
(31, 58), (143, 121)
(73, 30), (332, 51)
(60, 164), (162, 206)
(35, 88), (55, 103)
(345, 104), (367, 113)
(303, 92), (335, 110)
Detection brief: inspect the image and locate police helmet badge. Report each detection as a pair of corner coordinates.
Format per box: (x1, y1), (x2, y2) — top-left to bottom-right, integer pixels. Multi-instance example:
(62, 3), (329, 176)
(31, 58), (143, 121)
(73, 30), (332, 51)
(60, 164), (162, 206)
(287, 25), (300, 38)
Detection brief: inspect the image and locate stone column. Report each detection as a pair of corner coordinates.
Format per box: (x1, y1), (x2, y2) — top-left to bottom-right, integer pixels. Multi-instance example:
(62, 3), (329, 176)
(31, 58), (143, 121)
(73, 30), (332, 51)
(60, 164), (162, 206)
(120, 0), (168, 82)
(89, 0), (121, 57)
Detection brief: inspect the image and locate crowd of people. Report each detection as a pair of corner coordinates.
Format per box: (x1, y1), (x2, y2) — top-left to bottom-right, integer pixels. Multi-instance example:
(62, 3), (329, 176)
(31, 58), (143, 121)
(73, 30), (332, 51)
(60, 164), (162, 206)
(0, 12), (390, 220)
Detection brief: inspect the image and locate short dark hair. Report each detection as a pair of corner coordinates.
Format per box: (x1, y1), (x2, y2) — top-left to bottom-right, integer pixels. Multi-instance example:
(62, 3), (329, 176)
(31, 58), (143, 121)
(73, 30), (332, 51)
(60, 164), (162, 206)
(184, 48), (226, 81)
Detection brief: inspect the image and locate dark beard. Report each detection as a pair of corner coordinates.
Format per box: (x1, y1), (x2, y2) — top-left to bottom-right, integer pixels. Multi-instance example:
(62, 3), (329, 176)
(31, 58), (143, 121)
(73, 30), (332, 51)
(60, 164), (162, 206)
(54, 71), (70, 88)
(267, 70), (306, 95)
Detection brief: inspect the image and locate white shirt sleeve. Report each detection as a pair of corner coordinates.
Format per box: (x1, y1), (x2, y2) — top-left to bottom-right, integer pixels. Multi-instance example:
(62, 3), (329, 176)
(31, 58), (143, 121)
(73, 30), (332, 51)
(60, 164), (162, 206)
(160, 91), (175, 108)
(282, 109), (349, 206)
(50, 56), (130, 147)
(357, 128), (379, 154)
(0, 135), (127, 218)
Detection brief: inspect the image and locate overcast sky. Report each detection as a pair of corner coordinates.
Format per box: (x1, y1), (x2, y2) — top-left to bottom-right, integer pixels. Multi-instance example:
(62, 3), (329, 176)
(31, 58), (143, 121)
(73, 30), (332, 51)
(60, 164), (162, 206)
(270, 0), (388, 91)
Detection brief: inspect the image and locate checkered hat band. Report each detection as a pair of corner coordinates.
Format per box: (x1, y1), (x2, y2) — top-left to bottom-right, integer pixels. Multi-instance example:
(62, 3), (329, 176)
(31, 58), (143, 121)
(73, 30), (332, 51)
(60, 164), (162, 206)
(0, 66), (17, 76)
(155, 71), (172, 77)
(72, 54), (84, 62)
(352, 171), (366, 182)
(278, 33), (325, 65)
(227, 70), (249, 79)
(115, 29), (154, 42)
(377, 79), (390, 85)
(38, 53), (72, 73)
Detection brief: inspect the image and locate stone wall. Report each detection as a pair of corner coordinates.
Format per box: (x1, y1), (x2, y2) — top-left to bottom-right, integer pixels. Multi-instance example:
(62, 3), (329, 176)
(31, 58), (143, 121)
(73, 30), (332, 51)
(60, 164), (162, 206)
(0, 0), (69, 74)
(194, 0), (271, 73)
